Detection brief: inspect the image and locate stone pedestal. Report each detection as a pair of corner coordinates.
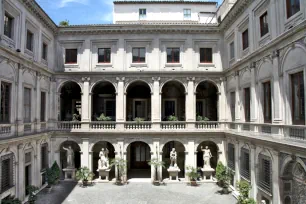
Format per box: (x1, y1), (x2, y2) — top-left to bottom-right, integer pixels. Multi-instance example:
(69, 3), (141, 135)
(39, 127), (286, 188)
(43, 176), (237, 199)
(201, 168), (215, 181)
(97, 168), (110, 181)
(63, 168), (76, 180)
(167, 167), (180, 181)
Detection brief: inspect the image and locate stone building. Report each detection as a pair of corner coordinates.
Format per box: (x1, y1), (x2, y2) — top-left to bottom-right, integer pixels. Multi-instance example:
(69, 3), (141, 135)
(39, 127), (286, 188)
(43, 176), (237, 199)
(0, 0), (306, 203)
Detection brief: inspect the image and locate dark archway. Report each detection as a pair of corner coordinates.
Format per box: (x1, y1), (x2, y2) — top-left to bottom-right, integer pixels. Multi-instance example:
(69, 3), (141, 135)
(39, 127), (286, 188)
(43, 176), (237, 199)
(196, 141), (219, 170)
(60, 82), (81, 121)
(60, 141), (81, 177)
(92, 82), (116, 121)
(162, 141), (185, 179)
(196, 81), (218, 121)
(127, 141), (151, 179)
(161, 81), (185, 121)
(126, 81), (151, 121)
(91, 141), (115, 180)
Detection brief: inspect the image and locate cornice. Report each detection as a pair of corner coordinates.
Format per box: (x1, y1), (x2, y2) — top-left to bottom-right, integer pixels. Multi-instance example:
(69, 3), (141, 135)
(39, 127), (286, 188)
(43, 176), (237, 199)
(19, 0), (57, 34)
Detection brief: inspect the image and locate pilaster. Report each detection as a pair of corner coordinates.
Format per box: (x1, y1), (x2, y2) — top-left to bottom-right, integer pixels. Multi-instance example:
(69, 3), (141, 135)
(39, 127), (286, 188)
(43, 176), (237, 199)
(272, 51), (282, 123)
(17, 66), (24, 135)
(151, 77), (161, 123)
(81, 138), (89, 168)
(235, 71), (241, 121)
(272, 150), (280, 204)
(81, 77), (90, 129)
(250, 144), (257, 199)
(234, 141), (240, 188)
(35, 72), (41, 131)
(250, 63), (258, 122)
(185, 77), (195, 122)
(116, 77), (125, 124)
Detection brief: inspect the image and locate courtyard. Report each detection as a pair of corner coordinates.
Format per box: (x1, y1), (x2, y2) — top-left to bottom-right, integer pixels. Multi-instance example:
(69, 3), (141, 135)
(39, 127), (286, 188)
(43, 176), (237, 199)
(36, 181), (236, 204)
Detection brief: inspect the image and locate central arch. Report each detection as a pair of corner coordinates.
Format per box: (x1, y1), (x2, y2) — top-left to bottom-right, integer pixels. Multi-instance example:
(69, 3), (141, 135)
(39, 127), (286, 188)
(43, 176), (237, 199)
(59, 141), (81, 177)
(196, 141), (219, 171)
(126, 141), (151, 179)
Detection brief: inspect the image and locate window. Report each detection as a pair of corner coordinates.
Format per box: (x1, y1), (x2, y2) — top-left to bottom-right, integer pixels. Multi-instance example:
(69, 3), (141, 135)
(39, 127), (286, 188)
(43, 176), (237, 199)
(263, 81), (272, 123)
(24, 88), (31, 123)
(244, 88), (251, 122)
(227, 143), (235, 170)
(286, 0), (300, 18)
(291, 72), (304, 125)
(40, 92), (46, 122)
(259, 156), (272, 192)
(4, 13), (13, 39)
(260, 12), (269, 37)
(230, 41), (235, 60)
(230, 91), (235, 121)
(98, 48), (111, 63)
(1, 82), (11, 123)
(1, 154), (14, 193)
(200, 48), (213, 63)
(240, 148), (250, 180)
(26, 30), (33, 51)
(41, 144), (48, 171)
(184, 9), (191, 19)
(132, 48), (146, 63)
(42, 43), (48, 60)
(65, 49), (77, 64)
(139, 9), (146, 20)
(242, 29), (249, 50)
(166, 48), (180, 63)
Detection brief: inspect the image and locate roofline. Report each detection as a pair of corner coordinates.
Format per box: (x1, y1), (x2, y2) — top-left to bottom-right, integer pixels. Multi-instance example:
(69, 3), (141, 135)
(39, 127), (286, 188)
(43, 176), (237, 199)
(113, 1), (218, 5)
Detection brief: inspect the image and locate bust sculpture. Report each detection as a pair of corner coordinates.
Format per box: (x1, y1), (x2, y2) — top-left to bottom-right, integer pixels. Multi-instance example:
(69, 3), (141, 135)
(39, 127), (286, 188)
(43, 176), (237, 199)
(63, 146), (75, 168)
(169, 148), (178, 168)
(98, 148), (109, 170)
(201, 146), (213, 169)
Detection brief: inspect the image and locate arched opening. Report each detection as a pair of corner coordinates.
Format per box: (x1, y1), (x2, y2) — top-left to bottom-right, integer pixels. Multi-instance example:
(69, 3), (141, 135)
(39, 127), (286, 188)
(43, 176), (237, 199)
(91, 141), (115, 180)
(92, 82), (116, 121)
(59, 141), (81, 176)
(196, 81), (218, 121)
(162, 141), (185, 179)
(127, 141), (151, 179)
(284, 196), (291, 204)
(60, 82), (81, 121)
(161, 81), (185, 121)
(196, 141), (219, 171)
(126, 81), (151, 121)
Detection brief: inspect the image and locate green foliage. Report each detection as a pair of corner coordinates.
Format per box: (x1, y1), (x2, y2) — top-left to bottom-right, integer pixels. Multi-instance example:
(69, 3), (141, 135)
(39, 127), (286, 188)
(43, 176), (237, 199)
(26, 185), (39, 204)
(186, 166), (200, 181)
(76, 167), (94, 181)
(167, 115), (178, 121)
(133, 117), (145, 123)
(110, 158), (127, 181)
(148, 158), (165, 168)
(1, 196), (21, 204)
(215, 162), (232, 188)
(96, 113), (112, 121)
(46, 168), (56, 185)
(51, 161), (60, 180)
(59, 20), (69, 26)
(196, 116), (210, 121)
(237, 181), (257, 204)
(72, 114), (80, 121)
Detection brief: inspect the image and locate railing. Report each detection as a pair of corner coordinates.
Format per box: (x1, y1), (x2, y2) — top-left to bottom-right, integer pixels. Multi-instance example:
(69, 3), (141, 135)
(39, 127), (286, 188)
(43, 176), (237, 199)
(24, 123), (32, 133)
(40, 122), (47, 131)
(0, 124), (12, 136)
(124, 122), (152, 130)
(90, 122), (116, 129)
(261, 125), (272, 134)
(287, 125), (306, 140)
(195, 121), (220, 129)
(57, 122), (81, 130)
(242, 124), (250, 131)
(160, 122), (186, 129)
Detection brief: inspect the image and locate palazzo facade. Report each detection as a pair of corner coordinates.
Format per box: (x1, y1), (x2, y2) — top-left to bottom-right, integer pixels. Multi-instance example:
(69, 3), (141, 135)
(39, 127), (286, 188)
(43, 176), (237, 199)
(0, 0), (306, 203)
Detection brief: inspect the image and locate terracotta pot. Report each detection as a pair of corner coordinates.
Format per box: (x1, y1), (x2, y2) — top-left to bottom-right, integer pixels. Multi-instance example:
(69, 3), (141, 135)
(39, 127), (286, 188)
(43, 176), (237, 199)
(190, 180), (197, 186)
(82, 180), (88, 186)
(153, 181), (160, 186)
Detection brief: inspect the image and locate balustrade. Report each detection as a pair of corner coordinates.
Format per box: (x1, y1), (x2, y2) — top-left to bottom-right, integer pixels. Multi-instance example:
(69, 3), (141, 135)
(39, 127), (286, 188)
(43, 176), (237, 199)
(57, 122), (81, 130)
(90, 122), (116, 129)
(124, 122), (152, 130)
(0, 124), (12, 136)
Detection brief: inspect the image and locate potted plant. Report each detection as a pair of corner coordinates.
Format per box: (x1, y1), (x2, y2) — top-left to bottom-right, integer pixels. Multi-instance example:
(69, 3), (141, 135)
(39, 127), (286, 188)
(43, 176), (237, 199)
(96, 113), (112, 121)
(26, 185), (39, 204)
(196, 116), (210, 121)
(134, 117), (145, 123)
(167, 115), (178, 121)
(1, 196), (22, 204)
(186, 166), (200, 186)
(148, 158), (165, 186)
(46, 161), (60, 186)
(237, 181), (256, 204)
(215, 162), (232, 194)
(110, 157), (127, 185)
(76, 167), (94, 186)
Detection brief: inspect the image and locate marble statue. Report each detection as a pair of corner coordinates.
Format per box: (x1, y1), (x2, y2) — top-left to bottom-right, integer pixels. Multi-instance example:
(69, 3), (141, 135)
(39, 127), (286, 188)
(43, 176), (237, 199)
(98, 148), (109, 169)
(169, 148), (178, 168)
(201, 146), (213, 169)
(63, 146), (75, 168)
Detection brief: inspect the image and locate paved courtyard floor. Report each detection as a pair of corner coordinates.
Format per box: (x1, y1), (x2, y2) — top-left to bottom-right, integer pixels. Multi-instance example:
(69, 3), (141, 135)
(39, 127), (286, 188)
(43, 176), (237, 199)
(36, 181), (236, 204)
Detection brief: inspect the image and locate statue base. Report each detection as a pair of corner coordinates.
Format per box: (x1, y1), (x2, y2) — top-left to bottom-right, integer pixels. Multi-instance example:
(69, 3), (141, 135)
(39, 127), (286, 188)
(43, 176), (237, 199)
(167, 167), (180, 181)
(201, 168), (215, 181)
(97, 168), (111, 181)
(63, 168), (76, 180)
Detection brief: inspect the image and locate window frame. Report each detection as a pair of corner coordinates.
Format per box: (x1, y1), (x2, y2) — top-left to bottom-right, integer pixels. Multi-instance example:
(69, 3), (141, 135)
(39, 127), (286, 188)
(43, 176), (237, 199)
(3, 12), (14, 39)
(42, 42), (48, 61)
(65, 49), (78, 64)
(286, 0), (300, 19)
(166, 48), (180, 63)
(227, 143), (235, 170)
(229, 41), (235, 60)
(0, 82), (11, 124)
(244, 87), (251, 122)
(199, 48), (213, 63)
(291, 71), (305, 125)
(260, 12), (269, 37)
(23, 87), (31, 123)
(40, 92), (46, 122)
(230, 91), (236, 121)
(40, 144), (48, 171)
(183, 9), (191, 19)
(1, 153), (14, 193)
(139, 8), (146, 20)
(242, 29), (249, 50)
(132, 47), (146, 63)
(98, 48), (111, 63)
(26, 30), (34, 52)
(263, 81), (272, 123)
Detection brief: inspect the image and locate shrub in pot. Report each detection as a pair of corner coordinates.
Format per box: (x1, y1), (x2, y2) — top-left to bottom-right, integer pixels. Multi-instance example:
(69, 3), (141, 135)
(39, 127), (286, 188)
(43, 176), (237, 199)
(237, 181), (256, 204)
(148, 158), (165, 186)
(76, 167), (94, 186)
(215, 162), (232, 194)
(167, 115), (178, 121)
(1, 196), (22, 204)
(186, 166), (200, 186)
(134, 117), (145, 123)
(26, 185), (39, 204)
(110, 158), (127, 185)
(96, 113), (112, 121)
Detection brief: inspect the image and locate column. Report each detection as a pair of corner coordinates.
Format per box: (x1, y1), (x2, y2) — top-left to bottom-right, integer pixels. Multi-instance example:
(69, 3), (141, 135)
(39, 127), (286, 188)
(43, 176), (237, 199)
(185, 77), (195, 123)
(81, 138), (89, 168)
(81, 77), (90, 129)
(250, 63), (258, 122)
(17, 65), (24, 135)
(235, 71), (241, 131)
(36, 72), (41, 132)
(151, 77), (161, 126)
(272, 150), (280, 204)
(270, 0), (278, 38)
(116, 78), (125, 129)
(234, 141), (240, 188)
(152, 139), (160, 182)
(218, 78), (226, 122)
(272, 51), (282, 122)
(89, 151), (93, 171)
(187, 139), (195, 168)
(17, 144), (25, 200)
(49, 78), (57, 128)
(250, 145), (257, 199)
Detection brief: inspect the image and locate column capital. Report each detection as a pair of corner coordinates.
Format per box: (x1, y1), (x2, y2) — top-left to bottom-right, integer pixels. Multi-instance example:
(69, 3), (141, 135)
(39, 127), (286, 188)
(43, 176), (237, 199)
(186, 77), (195, 82)
(272, 50), (279, 59)
(82, 77), (90, 82)
(152, 77), (160, 82)
(116, 77), (125, 82)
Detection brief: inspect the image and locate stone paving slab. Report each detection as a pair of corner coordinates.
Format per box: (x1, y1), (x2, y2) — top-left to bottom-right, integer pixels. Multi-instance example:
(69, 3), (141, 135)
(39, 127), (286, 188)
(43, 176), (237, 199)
(36, 181), (236, 204)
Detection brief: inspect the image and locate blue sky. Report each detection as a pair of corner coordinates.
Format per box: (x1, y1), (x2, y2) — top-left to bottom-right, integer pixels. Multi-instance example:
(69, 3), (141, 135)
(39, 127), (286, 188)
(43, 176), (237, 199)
(36, 0), (223, 25)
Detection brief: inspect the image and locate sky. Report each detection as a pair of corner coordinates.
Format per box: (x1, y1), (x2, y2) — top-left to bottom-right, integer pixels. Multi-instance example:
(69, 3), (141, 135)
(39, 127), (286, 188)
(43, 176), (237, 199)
(36, 0), (223, 25)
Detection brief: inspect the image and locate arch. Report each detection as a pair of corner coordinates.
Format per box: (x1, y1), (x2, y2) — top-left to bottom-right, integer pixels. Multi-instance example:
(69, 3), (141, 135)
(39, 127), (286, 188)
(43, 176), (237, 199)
(0, 60), (17, 82)
(257, 58), (273, 82)
(241, 142), (251, 151)
(280, 155), (306, 176)
(257, 148), (274, 163)
(284, 196), (291, 204)
(57, 80), (83, 93)
(89, 140), (117, 152)
(194, 79), (220, 93)
(239, 69), (252, 87)
(124, 140), (152, 152)
(160, 79), (187, 93)
(59, 140), (81, 170)
(90, 80), (117, 94)
(160, 139), (187, 152)
(226, 75), (236, 91)
(281, 43), (306, 73)
(125, 79), (153, 93)
(196, 140), (219, 170)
